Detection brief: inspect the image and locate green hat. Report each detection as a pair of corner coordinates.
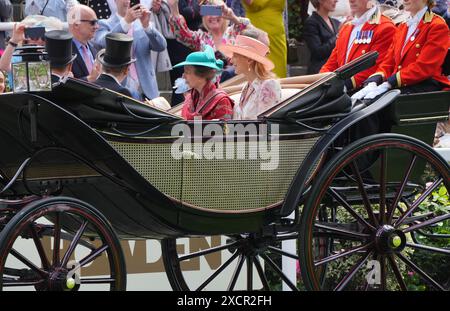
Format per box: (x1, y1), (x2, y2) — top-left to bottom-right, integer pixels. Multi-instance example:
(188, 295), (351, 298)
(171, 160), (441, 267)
(173, 45), (223, 71)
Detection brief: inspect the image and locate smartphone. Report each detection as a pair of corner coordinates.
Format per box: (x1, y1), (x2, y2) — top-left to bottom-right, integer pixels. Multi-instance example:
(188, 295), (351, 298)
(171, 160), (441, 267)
(24, 27), (45, 40)
(130, 0), (140, 8)
(200, 5), (222, 16)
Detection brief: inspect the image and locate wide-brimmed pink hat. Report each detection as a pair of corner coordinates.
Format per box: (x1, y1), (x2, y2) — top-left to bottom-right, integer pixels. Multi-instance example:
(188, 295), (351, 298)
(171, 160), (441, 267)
(219, 35), (274, 71)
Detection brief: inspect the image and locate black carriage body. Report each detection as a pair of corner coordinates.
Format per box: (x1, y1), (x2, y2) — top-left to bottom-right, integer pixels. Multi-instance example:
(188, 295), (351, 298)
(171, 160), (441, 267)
(0, 53), (448, 241)
(0, 89), (321, 238)
(1, 51), (450, 292)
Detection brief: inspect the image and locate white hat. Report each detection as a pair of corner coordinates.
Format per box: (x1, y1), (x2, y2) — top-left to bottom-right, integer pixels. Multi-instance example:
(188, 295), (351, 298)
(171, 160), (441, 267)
(21, 15), (65, 32)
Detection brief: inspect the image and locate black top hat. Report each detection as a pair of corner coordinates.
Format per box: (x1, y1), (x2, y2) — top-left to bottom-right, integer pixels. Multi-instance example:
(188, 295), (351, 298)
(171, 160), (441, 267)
(98, 33), (136, 68)
(45, 30), (77, 67)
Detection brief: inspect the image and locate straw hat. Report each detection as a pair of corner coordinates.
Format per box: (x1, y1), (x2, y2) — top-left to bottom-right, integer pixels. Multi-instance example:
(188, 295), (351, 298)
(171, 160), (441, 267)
(219, 35), (274, 71)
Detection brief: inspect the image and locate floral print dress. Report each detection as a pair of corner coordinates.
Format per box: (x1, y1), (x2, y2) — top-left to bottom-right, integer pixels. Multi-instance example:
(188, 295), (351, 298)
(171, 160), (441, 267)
(233, 78), (282, 120)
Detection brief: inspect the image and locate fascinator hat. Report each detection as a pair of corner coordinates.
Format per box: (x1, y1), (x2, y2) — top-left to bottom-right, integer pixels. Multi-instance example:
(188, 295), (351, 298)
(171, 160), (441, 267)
(173, 45), (224, 71)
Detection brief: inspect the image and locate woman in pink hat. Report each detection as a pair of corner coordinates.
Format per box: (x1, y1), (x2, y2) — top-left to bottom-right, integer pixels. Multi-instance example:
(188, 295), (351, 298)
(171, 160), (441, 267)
(220, 30), (281, 120)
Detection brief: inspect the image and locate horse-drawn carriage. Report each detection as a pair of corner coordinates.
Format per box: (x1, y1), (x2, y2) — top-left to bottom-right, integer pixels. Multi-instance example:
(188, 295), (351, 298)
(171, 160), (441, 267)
(0, 52), (448, 291)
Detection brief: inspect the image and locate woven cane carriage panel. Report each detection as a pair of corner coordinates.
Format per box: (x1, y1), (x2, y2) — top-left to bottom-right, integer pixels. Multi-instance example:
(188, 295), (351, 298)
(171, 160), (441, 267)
(107, 141), (183, 200)
(181, 137), (319, 211)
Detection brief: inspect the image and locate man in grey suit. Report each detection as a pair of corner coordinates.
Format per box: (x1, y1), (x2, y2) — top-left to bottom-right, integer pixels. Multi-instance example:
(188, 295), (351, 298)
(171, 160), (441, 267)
(94, 0), (166, 100)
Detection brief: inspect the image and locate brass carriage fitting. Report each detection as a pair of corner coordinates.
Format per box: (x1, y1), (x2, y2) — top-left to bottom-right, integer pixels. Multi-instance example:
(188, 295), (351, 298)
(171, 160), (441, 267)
(389, 235), (402, 248)
(66, 277), (76, 290)
(375, 225), (406, 253)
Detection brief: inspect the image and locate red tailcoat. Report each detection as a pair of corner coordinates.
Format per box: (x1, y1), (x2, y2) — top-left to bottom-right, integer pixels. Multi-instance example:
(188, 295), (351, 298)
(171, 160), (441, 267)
(371, 10), (450, 88)
(320, 9), (396, 89)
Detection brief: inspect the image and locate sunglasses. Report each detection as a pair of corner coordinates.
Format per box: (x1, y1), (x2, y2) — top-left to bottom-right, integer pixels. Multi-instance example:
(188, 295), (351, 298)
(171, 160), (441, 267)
(79, 19), (99, 26)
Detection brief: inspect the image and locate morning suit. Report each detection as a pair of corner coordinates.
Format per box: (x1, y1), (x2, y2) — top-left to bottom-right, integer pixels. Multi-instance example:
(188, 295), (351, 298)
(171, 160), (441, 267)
(94, 14), (167, 99)
(94, 73), (133, 97)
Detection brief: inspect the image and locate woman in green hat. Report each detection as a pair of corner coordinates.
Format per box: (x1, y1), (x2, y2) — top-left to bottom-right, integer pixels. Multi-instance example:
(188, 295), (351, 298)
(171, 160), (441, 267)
(174, 45), (234, 120)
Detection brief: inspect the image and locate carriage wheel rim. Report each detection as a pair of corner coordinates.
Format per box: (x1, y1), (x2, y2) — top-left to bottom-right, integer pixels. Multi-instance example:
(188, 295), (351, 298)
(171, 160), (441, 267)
(162, 233), (303, 291)
(300, 135), (450, 291)
(0, 197), (126, 291)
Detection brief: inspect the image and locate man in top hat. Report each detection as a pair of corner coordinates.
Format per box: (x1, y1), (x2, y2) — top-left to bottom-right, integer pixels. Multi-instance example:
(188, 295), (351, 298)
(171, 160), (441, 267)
(94, 0), (167, 100)
(45, 30), (77, 84)
(94, 32), (134, 97)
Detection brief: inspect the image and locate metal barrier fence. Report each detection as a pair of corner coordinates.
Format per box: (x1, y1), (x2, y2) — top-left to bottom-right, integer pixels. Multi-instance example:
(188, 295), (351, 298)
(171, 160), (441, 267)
(0, 22), (69, 31)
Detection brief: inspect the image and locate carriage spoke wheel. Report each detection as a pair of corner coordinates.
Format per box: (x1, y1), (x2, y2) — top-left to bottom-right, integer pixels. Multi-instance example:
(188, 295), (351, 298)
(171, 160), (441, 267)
(0, 197), (126, 291)
(300, 134), (450, 291)
(162, 232), (304, 291)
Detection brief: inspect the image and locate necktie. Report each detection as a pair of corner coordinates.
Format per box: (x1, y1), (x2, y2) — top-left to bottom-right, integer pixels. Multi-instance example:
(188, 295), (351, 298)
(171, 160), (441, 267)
(82, 44), (93, 73)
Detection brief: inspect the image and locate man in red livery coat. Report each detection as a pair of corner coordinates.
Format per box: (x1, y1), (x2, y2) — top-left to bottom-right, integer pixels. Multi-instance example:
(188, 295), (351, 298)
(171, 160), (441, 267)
(320, 0), (396, 90)
(353, 0), (450, 99)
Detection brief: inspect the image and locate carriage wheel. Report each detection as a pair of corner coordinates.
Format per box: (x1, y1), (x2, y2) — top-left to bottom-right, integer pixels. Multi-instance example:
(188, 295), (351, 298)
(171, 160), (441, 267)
(162, 231), (312, 291)
(0, 197), (126, 291)
(299, 134), (450, 291)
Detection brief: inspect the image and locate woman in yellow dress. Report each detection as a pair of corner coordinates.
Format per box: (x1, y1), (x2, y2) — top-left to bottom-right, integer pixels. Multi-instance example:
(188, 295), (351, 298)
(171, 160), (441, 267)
(242, 0), (287, 78)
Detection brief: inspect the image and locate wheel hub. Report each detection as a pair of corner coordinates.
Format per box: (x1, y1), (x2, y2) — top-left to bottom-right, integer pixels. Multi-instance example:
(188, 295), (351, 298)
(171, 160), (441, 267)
(227, 235), (273, 256)
(45, 267), (78, 291)
(375, 225), (406, 254)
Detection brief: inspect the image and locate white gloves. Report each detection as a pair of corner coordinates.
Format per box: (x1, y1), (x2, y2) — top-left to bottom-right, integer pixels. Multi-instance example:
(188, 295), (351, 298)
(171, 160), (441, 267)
(351, 82), (378, 101)
(364, 82), (391, 100)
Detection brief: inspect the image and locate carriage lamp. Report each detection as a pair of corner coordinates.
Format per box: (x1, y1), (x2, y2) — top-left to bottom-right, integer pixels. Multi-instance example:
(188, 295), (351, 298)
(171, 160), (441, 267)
(11, 45), (52, 93)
